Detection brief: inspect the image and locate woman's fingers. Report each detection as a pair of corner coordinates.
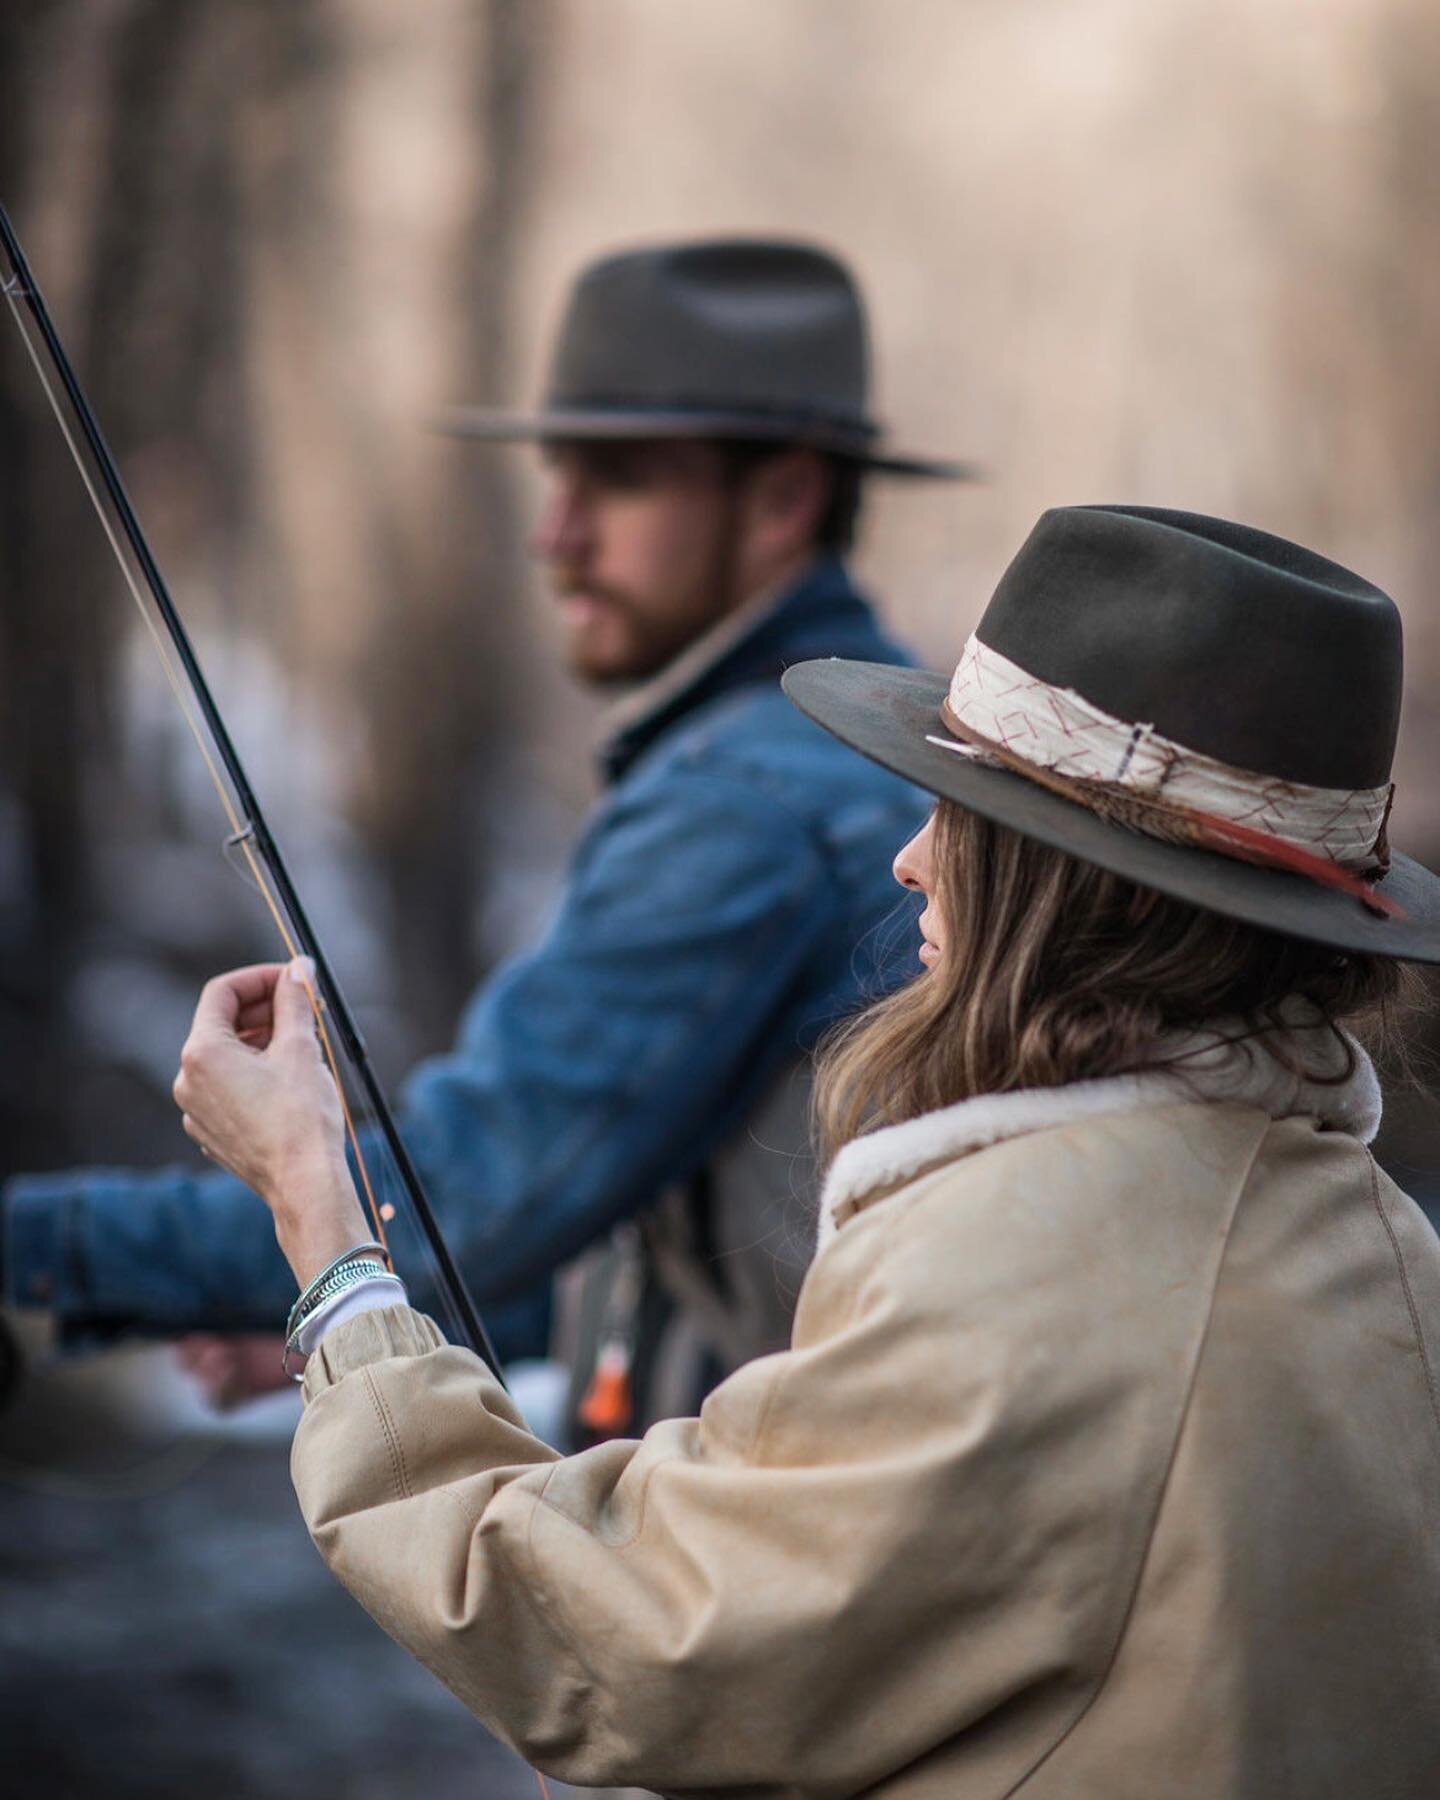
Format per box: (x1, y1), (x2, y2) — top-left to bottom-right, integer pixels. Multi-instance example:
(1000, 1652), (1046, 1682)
(172, 957), (343, 1211)
(226, 961), (320, 1048)
(179, 961), (317, 1079)
(192, 963), (288, 1039)
(230, 975), (314, 1048)
(235, 997), (278, 1049)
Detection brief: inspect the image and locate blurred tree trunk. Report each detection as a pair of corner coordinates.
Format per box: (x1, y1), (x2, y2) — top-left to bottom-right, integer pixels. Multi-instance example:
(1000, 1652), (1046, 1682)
(0, 0), (131, 1168)
(0, 0), (551, 1166)
(353, 0), (548, 1057)
(3, 0), (297, 1173)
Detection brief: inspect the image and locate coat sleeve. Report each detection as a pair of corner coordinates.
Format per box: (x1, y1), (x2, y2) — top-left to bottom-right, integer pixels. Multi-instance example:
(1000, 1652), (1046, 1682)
(2, 766), (834, 1347)
(290, 1163), (1168, 1800)
(291, 1285), (907, 1795)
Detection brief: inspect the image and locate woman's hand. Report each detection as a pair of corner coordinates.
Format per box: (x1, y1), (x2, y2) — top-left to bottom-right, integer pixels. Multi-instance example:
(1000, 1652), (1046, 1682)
(172, 959), (371, 1288)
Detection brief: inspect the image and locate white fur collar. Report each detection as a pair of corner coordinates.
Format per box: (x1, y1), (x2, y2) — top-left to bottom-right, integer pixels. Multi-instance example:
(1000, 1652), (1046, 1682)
(819, 1016), (1381, 1246)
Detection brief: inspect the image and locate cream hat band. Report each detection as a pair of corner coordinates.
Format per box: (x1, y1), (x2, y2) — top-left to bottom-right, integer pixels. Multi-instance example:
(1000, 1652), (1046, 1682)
(928, 635), (1397, 912)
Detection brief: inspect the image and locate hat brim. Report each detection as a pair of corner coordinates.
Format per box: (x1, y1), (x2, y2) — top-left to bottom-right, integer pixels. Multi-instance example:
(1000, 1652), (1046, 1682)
(431, 405), (979, 481)
(783, 658), (1440, 963)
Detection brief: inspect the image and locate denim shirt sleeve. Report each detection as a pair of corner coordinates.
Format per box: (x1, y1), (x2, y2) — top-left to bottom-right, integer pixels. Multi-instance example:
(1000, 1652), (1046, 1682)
(2, 763), (833, 1351)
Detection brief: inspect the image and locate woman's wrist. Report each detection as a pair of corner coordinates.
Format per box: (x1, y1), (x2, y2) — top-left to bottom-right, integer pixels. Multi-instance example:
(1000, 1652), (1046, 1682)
(268, 1153), (372, 1290)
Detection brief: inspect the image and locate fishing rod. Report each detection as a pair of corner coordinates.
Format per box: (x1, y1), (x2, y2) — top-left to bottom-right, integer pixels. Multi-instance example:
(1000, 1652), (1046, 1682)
(0, 205), (502, 1382)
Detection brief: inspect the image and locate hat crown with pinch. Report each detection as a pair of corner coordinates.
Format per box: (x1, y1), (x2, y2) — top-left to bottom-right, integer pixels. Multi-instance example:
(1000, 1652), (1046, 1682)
(548, 238), (873, 429)
(978, 506), (1401, 792)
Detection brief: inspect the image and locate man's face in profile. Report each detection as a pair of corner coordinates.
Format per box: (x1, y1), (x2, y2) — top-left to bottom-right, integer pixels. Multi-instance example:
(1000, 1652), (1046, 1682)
(531, 439), (743, 685)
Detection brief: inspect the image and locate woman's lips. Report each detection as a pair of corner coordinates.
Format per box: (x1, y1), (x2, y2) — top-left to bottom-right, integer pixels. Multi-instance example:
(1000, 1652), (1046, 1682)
(918, 939), (939, 967)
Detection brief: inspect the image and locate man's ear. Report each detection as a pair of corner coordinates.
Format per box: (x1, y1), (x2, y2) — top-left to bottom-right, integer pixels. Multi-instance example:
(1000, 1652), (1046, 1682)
(742, 448), (831, 565)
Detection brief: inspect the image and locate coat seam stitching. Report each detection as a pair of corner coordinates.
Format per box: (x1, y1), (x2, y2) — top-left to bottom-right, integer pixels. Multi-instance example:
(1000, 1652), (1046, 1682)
(362, 1367), (411, 1501)
(1002, 1115), (1268, 1796)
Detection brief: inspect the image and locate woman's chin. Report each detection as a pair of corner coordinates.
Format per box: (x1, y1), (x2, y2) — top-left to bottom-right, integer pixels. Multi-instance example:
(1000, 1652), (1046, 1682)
(918, 941), (940, 969)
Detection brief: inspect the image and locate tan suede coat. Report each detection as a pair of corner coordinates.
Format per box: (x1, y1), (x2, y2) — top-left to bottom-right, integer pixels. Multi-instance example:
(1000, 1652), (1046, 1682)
(293, 1094), (1440, 1797)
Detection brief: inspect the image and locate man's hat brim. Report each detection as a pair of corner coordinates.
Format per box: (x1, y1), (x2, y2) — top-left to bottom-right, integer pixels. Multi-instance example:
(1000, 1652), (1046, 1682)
(432, 405), (979, 481)
(784, 658), (1440, 963)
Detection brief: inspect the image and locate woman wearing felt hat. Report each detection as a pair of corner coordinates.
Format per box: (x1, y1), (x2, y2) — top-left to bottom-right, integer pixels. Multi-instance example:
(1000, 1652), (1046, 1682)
(174, 506), (1440, 1797)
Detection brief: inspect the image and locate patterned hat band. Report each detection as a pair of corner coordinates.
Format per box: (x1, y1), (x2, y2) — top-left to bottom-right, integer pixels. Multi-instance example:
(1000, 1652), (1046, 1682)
(927, 635), (1401, 917)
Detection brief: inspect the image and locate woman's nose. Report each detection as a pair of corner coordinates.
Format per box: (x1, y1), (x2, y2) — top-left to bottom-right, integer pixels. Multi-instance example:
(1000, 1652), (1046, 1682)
(892, 811), (937, 894)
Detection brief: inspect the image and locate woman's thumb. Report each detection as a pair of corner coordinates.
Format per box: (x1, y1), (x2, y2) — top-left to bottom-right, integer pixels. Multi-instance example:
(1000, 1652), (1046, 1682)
(275, 955), (321, 1043)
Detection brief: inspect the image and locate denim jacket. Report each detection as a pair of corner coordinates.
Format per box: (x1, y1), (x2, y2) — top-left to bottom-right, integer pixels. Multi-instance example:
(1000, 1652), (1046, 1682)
(2, 559), (926, 1358)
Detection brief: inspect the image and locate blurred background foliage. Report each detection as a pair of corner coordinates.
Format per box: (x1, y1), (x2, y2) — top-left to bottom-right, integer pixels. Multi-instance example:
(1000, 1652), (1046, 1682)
(2, 2), (1440, 1792)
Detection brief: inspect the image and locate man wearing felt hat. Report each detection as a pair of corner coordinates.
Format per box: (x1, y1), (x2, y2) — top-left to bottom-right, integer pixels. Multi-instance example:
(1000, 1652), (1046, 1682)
(1, 237), (972, 1433)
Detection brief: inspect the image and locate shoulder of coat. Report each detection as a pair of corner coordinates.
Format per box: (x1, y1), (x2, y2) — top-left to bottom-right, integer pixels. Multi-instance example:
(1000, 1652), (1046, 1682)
(820, 1101), (1278, 1295)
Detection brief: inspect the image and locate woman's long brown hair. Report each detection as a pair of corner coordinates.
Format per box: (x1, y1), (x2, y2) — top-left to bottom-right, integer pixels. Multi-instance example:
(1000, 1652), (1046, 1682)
(815, 801), (1407, 1163)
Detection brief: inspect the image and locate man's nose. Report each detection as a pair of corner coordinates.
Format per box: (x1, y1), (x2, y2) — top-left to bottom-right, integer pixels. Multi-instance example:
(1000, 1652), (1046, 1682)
(530, 480), (593, 565)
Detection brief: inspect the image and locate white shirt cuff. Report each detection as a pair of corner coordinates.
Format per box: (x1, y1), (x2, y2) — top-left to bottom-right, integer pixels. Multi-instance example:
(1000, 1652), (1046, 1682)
(296, 1274), (410, 1355)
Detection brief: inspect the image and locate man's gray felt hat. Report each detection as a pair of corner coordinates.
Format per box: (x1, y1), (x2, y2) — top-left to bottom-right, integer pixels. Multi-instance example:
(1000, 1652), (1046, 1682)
(784, 504), (1440, 961)
(437, 238), (976, 480)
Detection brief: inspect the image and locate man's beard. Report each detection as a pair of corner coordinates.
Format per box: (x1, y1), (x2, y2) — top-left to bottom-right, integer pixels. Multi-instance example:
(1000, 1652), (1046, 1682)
(551, 551), (738, 687)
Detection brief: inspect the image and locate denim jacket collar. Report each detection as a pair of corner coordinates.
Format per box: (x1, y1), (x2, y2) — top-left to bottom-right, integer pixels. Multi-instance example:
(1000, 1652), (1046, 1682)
(599, 556), (891, 783)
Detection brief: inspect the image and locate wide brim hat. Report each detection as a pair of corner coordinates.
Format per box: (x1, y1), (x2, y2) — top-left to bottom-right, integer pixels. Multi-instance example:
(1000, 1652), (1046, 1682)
(437, 238), (977, 481)
(784, 505), (1440, 962)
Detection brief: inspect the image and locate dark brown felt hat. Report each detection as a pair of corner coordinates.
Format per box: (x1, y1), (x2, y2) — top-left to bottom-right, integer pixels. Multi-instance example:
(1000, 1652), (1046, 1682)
(784, 505), (1440, 961)
(437, 238), (976, 480)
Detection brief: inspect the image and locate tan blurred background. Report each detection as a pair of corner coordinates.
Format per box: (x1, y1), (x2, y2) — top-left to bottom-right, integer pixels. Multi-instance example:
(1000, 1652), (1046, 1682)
(2, 2), (1439, 1793)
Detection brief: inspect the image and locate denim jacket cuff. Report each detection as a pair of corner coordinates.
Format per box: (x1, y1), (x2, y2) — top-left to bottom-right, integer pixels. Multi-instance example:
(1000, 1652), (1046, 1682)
(2, 1175), (76, 1311)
